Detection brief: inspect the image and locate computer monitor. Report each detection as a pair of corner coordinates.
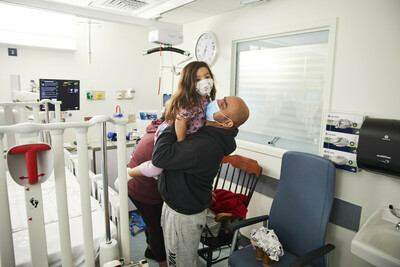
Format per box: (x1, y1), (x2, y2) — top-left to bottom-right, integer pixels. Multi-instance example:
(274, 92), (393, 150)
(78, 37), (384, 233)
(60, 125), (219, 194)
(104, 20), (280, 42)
(163, 93), (171, 106)
(39, 79), (80, 111)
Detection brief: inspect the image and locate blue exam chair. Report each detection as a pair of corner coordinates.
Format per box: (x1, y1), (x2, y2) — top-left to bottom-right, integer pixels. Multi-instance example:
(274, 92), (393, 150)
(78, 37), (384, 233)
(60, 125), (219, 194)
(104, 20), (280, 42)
(228, 151), (336, 267)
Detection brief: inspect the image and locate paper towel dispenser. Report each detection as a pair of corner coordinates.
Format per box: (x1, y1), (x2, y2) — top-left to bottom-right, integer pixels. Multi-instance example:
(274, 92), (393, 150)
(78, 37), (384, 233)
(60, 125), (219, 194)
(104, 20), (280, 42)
(357, 118), (400, 177)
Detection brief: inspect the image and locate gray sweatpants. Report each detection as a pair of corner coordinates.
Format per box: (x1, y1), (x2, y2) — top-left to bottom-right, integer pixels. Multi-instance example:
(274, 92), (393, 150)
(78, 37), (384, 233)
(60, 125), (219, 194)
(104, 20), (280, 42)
(161, 203), (207, 267)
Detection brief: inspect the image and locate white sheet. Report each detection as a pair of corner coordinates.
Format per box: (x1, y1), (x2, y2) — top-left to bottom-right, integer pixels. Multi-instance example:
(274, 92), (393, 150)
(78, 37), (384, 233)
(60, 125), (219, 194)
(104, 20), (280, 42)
(7, 167), (117, 267)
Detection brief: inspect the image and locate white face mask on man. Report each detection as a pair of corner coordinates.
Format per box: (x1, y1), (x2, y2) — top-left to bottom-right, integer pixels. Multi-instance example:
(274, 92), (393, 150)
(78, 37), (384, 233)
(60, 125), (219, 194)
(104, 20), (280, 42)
(196, 78), (213, 96)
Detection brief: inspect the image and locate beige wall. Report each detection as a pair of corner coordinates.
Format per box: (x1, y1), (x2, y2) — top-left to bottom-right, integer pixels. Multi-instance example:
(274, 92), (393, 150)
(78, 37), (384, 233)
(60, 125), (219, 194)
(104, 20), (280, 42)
(180, 0), (400, 266)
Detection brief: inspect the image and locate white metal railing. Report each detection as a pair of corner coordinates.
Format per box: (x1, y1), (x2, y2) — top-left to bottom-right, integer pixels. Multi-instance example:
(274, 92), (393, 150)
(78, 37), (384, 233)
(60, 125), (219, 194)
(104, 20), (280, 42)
(0, 100), (62, 149)
(0, 115), (130, 267)
(0, 99), (62, 123)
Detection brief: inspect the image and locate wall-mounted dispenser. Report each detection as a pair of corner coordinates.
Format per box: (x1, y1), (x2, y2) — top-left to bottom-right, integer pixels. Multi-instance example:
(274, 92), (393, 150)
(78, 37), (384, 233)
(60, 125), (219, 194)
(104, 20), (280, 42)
(357, 118), (400, 177)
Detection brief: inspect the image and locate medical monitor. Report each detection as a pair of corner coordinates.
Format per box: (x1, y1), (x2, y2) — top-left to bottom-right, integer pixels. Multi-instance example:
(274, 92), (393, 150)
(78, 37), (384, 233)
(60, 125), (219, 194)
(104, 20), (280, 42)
(163, 93), (171, 106)
(39, 79), (80, 111)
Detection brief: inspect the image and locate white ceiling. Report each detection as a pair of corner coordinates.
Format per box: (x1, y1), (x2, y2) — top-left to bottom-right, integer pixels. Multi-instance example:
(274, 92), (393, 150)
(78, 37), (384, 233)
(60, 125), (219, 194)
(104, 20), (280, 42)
(1, 0), (267, 27)
(57, 0), (246, 24)
(155, 0), (245, 24)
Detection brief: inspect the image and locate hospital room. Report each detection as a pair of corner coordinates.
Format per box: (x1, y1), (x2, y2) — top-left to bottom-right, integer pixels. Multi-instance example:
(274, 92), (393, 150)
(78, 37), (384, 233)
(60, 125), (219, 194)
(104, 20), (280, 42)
(0, 0), (399, 266)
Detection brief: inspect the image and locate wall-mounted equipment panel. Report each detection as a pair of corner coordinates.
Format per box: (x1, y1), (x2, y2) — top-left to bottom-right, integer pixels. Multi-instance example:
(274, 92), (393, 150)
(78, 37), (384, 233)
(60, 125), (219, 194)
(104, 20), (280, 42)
(357, 118), (400, 177)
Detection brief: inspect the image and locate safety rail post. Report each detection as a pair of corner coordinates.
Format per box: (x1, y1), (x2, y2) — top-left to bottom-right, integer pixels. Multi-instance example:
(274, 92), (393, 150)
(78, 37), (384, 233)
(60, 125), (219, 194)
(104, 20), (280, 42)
(19, 132), (49, 267)
(32, 105), (40, 123)
(116, 123), (130, 260)
(100, 122), (112, 243)
(1, 104), (16, 148)
(0, 133), (15, 267)
(54, 102), (61, 123)
(75, 127), (95, 267)
(50, 128), (73, 267)
(17, 104), (27, 123)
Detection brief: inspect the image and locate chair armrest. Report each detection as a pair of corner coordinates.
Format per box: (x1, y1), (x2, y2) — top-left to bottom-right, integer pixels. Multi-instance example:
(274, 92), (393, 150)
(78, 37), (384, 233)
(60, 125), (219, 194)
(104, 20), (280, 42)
(215, 212), (238, 222)
(290, 243), (335, 267)
(226, 215), (269, 232)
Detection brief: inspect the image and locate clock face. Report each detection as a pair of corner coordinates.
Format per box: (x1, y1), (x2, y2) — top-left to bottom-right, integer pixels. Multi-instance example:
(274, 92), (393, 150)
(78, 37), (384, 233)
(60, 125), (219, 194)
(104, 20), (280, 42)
(195, 32), (217, 65)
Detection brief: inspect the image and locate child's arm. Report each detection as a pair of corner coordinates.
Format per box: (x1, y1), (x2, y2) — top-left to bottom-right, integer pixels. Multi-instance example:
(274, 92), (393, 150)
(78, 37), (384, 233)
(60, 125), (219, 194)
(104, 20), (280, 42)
(175, 117), (190, 142)
(127, 166), (142, 177)
(127, 160), (163, 178)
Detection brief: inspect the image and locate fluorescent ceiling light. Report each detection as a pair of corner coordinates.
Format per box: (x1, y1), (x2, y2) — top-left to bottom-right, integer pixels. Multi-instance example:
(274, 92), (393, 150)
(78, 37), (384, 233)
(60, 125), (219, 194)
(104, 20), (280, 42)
(2, 0), (181, 32)
(0, 2), (77, 50)
(137, 0), (197, 19)
(240, 0), (265, 5)
(0, 30), (77, 50)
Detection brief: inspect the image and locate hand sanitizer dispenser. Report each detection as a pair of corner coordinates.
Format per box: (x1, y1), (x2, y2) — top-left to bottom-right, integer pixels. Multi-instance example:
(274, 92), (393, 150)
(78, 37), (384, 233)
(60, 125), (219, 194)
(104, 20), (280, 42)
(357, 118), (400, 177)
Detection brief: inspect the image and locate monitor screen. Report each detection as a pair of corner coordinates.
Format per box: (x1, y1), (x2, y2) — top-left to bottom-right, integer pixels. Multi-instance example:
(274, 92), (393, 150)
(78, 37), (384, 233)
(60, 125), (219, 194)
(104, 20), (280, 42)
(163, 93), (171, 106)
(39, 79), (80, 111)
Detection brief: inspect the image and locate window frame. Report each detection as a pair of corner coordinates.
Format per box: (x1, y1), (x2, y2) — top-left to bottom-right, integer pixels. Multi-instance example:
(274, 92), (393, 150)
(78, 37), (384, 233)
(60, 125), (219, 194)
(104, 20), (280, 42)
(230, 18), (337, 156)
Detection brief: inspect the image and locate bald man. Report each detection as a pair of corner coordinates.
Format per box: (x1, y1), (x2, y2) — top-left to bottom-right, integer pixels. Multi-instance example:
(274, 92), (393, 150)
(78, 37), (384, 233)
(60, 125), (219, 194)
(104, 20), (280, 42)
(152, 96), (249, 267)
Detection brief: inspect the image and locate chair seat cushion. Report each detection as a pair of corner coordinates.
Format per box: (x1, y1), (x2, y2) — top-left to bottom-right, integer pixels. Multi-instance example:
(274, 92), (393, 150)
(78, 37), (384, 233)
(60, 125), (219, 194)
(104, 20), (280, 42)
(228, 245), (313, 267)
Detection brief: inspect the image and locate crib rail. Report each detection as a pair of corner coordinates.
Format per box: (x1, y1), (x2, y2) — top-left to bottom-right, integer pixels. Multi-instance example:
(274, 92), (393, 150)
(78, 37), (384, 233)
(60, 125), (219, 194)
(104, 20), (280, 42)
(0, 115), (130, 267)
(0, 100), (62, 149)
(0, 99), (62, 123)
(64, 150), (121, 242)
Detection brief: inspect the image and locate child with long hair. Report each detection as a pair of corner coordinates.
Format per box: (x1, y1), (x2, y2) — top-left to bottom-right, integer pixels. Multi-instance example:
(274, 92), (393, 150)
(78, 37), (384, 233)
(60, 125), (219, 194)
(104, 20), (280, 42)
(128, 61), (217, 178)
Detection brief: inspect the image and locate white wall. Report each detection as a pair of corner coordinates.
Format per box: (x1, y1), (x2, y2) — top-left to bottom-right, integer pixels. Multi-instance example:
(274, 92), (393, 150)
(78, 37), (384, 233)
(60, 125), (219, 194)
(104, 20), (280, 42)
(181, 0), (400, 266)
(0, 18), (183, 141)
(1, 1), (400, 265)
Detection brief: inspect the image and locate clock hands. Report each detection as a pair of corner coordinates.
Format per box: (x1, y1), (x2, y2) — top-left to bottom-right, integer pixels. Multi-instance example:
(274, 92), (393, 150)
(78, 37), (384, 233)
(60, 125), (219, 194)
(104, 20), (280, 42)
(202, 46), (208, 59)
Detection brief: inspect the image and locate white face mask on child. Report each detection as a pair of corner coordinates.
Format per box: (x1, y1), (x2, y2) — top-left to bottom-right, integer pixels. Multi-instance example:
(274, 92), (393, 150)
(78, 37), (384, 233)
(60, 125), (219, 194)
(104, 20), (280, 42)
(196, 78), (213, 96)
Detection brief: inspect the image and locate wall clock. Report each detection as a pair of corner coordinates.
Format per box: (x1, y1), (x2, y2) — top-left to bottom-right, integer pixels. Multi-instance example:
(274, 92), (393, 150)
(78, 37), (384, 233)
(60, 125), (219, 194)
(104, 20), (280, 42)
(194, 32), (218, 65)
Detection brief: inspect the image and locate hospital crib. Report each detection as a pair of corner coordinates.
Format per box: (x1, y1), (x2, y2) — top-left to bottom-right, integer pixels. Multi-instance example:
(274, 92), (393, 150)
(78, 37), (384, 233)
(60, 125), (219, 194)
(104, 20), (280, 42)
(0, 114), (131, 267)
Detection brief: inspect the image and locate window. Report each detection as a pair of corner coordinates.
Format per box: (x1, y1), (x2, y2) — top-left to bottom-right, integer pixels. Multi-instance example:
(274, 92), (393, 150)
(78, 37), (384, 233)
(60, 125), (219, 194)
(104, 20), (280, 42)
(235, 29), (333, 154)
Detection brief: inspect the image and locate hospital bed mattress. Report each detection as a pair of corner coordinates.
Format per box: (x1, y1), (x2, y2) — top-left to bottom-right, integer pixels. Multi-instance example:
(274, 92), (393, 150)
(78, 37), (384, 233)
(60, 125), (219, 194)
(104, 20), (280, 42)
(7, 167), (117, 267)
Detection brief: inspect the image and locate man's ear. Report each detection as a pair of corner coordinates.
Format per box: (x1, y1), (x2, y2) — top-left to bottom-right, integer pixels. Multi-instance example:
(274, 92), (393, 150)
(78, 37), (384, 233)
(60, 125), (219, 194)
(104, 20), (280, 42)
(223, 119), (235, 128)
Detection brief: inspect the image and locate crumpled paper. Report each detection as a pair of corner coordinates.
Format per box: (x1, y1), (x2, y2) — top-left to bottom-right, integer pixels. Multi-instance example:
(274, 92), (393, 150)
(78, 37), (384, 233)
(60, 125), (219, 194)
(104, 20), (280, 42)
(250, 227), (284, 261)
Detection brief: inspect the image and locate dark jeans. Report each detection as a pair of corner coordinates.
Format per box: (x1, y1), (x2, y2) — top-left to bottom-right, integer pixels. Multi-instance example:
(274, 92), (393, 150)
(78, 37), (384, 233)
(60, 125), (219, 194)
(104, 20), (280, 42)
(129, 196), (166, 262)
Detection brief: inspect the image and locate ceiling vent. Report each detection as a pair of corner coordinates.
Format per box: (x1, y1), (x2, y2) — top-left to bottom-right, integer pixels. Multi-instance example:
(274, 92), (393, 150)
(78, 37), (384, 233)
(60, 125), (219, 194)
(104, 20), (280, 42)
(89, 0), (149, 13)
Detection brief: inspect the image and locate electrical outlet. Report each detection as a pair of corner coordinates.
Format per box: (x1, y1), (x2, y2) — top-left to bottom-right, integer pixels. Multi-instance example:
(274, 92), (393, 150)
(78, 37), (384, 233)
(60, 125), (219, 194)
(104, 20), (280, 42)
(87, 90), (105, 100)
(116, 91), (123, 99)
(86, 91), (93, 100)
(116, 90), (133, 100)
(126, 88), (135, 99)
(95, 91), (104, 100)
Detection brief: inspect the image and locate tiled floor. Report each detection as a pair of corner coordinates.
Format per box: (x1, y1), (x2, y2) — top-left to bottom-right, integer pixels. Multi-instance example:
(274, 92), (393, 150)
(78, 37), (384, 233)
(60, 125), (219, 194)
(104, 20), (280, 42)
(129, 226), (231, 267)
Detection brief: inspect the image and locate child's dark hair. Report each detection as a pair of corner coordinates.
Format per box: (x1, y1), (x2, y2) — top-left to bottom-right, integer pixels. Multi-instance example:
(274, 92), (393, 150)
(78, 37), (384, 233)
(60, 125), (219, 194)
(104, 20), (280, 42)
(165, 61), (216, 124)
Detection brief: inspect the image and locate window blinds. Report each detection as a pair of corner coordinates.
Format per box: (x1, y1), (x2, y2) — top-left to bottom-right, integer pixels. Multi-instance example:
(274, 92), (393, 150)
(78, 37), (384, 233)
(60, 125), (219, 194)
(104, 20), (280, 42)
(235, 30), (329, 150)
